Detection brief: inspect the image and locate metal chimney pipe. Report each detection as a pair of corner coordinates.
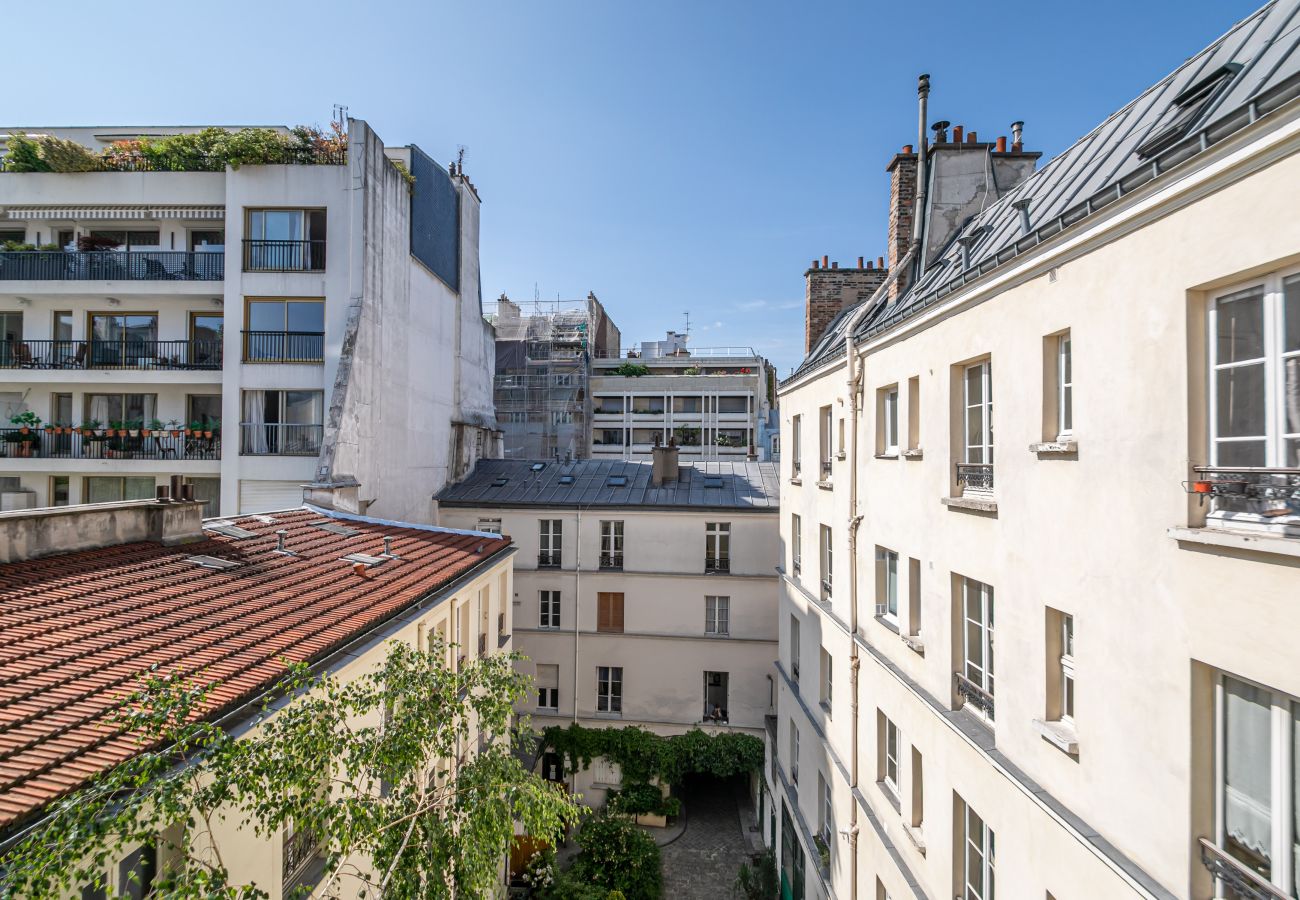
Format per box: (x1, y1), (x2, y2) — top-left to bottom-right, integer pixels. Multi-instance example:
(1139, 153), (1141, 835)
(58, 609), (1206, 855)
(1011, 120), (1024, 152)
(276, 529), (288, 552)
(913, 75), (932, 281)
(1013, 198), (1033, 235)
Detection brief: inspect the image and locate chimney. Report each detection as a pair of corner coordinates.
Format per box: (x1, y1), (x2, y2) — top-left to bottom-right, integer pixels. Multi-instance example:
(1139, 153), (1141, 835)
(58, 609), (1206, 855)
(652, 443), (680, 486)
(1011, 120), (1024, 151)
(805, 260), (890, 352)
(887, 74), (929, 301)
(0, 498), (206, 564)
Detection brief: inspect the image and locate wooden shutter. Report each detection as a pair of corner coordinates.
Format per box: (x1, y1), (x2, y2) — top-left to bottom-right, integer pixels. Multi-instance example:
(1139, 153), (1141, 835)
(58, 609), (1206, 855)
(598, 593), (624, 633)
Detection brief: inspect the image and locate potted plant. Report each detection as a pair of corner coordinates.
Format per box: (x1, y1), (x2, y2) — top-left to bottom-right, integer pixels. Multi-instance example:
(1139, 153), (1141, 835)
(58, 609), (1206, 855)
(682, 366), (701, 376)
(813, 833), (830, 871)
(145, 418), (162, 437)
(167, 419), (182, 438)
(10, 411), (40, 435)
(208, 417), (221, 438)
(127, 419), (141, 438)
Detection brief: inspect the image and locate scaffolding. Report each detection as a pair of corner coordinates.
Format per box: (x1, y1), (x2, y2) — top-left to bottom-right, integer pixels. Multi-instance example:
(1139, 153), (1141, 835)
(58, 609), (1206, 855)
(487, 295), (620, 460)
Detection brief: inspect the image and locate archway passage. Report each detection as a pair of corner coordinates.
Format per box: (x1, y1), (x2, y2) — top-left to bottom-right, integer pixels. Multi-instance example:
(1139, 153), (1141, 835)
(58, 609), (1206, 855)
(661, 773), (757, 899)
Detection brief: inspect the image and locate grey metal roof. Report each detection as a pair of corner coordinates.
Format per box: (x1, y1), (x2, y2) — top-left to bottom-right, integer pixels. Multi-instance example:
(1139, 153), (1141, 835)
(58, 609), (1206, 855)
(790, 0), (1300, 382)
(436, 458), (781, 511)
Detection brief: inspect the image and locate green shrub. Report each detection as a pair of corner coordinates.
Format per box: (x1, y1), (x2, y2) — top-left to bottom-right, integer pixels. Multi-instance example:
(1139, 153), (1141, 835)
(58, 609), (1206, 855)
(735, 849), (778, 900)
(35, 136), (100, 172)
(568, 814), (662, 900)
(612, 362), (649, 377)
(607, 782), (662, 815)
(2, 135), (49, 172)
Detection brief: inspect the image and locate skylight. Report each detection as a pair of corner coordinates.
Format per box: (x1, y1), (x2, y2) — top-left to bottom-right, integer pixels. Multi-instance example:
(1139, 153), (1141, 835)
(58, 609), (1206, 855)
(606, 475), (628, 487)
(203, 523), (258, 540)
(491, 477), (510, 487)
(185, 555), (241, 571)
(558, 475), (575, 485)
(310, 521), (360, 537)
(341, 552), (387, 567)
(703, 476), (724, 489)
(1136, 63), (1241, 160)
(530, 463), (546, 472)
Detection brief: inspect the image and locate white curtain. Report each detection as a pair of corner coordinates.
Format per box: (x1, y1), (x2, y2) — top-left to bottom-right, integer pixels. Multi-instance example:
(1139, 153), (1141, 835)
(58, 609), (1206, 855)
(1225, 677), (1273, 861)
(1286, 358), (1299, 466)
(242, 391), (267, 454)
(89, 395), (111, 428)
(139, 395), (156, 426)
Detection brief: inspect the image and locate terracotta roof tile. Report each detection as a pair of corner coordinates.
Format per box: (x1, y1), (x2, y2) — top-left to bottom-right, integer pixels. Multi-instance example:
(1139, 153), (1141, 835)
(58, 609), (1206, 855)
(0, 508), (511, 834)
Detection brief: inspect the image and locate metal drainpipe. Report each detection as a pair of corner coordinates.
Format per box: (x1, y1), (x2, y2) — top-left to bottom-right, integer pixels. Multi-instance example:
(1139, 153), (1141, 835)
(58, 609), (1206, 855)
(573, 508), (582, 725)
(913, 74), (932, 284)
(840, 72), (929, 900)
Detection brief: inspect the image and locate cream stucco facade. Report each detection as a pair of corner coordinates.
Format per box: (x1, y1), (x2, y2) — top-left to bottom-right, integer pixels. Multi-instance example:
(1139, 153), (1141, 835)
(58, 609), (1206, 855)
(771, 32), (1300, 900)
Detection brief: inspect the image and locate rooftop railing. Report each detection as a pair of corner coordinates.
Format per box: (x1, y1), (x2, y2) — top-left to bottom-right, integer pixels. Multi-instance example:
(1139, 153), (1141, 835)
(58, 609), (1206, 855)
(593, 346), (759, 360)
(1187, 466), (1300, 520)
(0, 250), (224, 281)
(0, 428), (220, 461)
(1, 339), (222, 370)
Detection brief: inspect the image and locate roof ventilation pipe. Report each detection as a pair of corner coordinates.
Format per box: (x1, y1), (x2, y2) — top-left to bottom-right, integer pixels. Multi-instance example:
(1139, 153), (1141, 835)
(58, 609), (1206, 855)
(1013, 197), (1033, 235)
(276, 529), (288, 553)
(1011, 120), (1024, 151)
(957, 228), (985, 271)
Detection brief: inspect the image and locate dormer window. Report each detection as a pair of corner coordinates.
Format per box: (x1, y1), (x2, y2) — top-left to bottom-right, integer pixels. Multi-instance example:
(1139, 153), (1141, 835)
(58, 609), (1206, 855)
(1136, 63), (1241, 160)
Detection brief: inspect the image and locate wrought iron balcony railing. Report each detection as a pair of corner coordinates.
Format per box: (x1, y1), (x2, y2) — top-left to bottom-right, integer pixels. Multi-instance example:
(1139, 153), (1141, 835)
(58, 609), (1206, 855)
(238, 423), (322, 456)
(0, 250), (224, 281)
(954, 671), (995, 720)
(1198, 837), (1289, 900)
(282, 828), (324, 889)
(0, 338), (222, 370)
(1187, 466), (1300, 519)
(538, 551), (561, 569)
(242, 239), (326, 272)
(956, 462), (994, 492)
(819, 460), (833, 480)
(599, 552), (623, 570)
(0, 428), (220, 461)
(241, 331), (325, 363)
(705, 556), (730, 573)
(820, 578), (832, 600)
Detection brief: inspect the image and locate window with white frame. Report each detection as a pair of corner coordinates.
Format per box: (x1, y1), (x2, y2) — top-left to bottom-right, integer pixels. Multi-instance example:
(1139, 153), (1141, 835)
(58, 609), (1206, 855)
(960, 577), (995, 720)
(791, 415), (802, 477)
(600, 520), (624, 569)
(819, 525), (833, 600)
(539, 591), (561, 629)
(819, 405), (833, 478)
(705, 595), (730, 635)
(1214, 674), (1299, 893)
(964, 360), (994, 465)
(1209, 272), (1299, 468)
(789, 720), (800, 783)
(819, 648), (832, 711)
(883, 386), (900, 454)
(818, 771), (834, 849)
(1060, 614), (1075, 724)
(539, 519), (562, 567)
(536, 664), (559, 710)
(876, 547), (898, 622)
(790, 614), (801, 680)
(963, 803), (995, 900)
(882, 715), (900, 798)
(791, 513), (802, 574)
(597, 666), (623, 714)
(705, 522), (731, 571)
(1057, 333), (1073, 438)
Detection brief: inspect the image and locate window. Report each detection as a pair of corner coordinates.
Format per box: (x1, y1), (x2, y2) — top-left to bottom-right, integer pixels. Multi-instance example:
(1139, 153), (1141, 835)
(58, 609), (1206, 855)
(880, 714), (900, 798)
(705, 596), (730, 635)
(89, 314), (157, 366)
(117, 843), (157, 900)
(0, 311), (21, 345)
(539, 591), (561, 629)
(910, 747), (924, 829)
(1209, 272), (1299, 467)
(907, 557), (922, 639)
(789, 614), (801, 680)
(600, 520), (624, 569)
(187, 395), (221, 430)
(718, 395), (749, 414)
(239, 390), (323, 455)
(244, 209), (326, 271)
(673, 396), (702, 413)
(631, 396), (665, 414)
(539, 519), (562, 567)
(84, 476), (156, 504)
(705, 522), (731, 572)
(1056, 333), (1073, 438)
(819, 648), (832, 711)
(703, 671), (728, 722)
(84, 393), (157, 428)
(819, 525), (833, 600)
(89, 229), (159, 250)
(243, 298), (325, 362)
(819, 405), (833, 478)
(791, 414), (802, 478)
(536, 664), (559, 710)
(907, 376), (921, 451)
(876, 547), (898, 622)
(190, 229), (224, 251)
(962, 802), (995, 900)
(477, 518), (502, 534)
(837, 417), (845, 456)
(597, 666), (623, 713)
(185, 477), (220, 518)
(964, 361), (993, 464)
(597, 592), (624, 633)
(791, 514), (802, 574)
(189, 313), (223, 367)
(880, 386), (899, 455)
(1214, 674), (1299, 893)
(1060, 614), (1075, 723)
(49, 475), (69, 507)
(818, 771), (834, 849)
(789, 720), (800, 783)
(959, 577), (995, 721)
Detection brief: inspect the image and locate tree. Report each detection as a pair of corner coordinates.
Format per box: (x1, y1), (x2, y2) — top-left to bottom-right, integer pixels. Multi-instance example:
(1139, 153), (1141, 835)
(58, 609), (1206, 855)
(0, 641), (582, 899)
(560, 814), (662, 900)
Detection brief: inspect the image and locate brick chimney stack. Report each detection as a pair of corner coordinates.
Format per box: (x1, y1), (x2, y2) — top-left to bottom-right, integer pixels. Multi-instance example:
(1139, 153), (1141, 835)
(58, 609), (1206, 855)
(804, 259), (889, 353)
(886, 145), (918, 302)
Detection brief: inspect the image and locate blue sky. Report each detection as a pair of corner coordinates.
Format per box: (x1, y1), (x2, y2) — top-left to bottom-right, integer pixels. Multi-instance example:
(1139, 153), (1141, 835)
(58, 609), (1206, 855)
(4, 1), (1261, 374)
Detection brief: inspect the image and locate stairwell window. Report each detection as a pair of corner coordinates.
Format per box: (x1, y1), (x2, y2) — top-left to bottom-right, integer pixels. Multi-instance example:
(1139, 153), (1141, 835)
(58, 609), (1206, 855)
(597, 666), (623, 714)
(875, 547), (899, 624)
(705, 595), (730, 636)
(819, 405), (833, 480)
(818, 771), (834, 854)
(878, 712), (900, 801)
(1056, 333), (1073, 438)
(705, 522), (731, 572)
(791, 414), (802, 479)
(819, 525), (833, 601)
(1060, 614), (1075, 723)
(879, 386), (899, 456)
(791, 514), (802, 574)
(789, 614), (801, 680)
(819, 648), (832, 712)
(538, 519), (562, 568)
(539, 591), (561, 629)
(789, 721), (800, 784)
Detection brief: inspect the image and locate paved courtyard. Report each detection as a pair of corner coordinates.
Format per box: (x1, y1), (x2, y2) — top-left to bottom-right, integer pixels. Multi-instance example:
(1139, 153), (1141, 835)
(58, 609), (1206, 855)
(660, 776), (760, 899)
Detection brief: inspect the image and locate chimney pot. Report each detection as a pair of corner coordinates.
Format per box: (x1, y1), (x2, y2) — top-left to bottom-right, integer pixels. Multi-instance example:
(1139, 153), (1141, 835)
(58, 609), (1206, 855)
(1011, 120), (1024, 146)
(857, 256), (864, 268)
(952, 125), (964, 143)
(831, 261), (838, 269)
(932, 120), (950, 143)
(968, 130), (977, 143)
(901, 144), (913, 154)
(276, 529), (287, 552)
(822, 254), (829, 268)
(156, 485), (170, 502)
(878, 256), (885, 268)
(996, 136), (1007, 153)
(812, 259), (819, 269)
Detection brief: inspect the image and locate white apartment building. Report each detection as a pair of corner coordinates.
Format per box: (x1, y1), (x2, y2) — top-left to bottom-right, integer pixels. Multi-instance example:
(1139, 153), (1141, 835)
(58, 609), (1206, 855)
(773, 5), (1300, 900)
(435, 449), (779, 800)
(589, 330), (778, 461)
(0, 120), (496, 520)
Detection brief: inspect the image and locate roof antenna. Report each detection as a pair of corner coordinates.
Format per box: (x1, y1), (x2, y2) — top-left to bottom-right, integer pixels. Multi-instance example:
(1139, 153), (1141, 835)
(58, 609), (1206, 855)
(456, 145), (467, 176)
(332, 104), (349, 132)
(683, 310), (691, 337)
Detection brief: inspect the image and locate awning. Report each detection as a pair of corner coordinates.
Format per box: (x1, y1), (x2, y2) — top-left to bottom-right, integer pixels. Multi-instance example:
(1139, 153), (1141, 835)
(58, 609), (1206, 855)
(3, 206), (225, 220)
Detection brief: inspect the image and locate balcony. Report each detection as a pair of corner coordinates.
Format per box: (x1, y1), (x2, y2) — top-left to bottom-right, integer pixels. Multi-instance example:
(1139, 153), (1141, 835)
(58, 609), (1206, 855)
(705, 556), (730, 574)
(283, 828), (326, 896)
(538, 550), (561, 569)
(0, 428), (219, 461)
(1, 339), (222, 371)
(1187, 466), (1300, 524)
(0, 249), (224, 282)
(953, 672), (995, 721)
(1199, 837), (1288, 900)
(599, 552), (623, 570)
(956, 462), (994, 493)
(242, 240), (326, 272)
(239, 423), (322, 456)
(242, 331), (325, 364)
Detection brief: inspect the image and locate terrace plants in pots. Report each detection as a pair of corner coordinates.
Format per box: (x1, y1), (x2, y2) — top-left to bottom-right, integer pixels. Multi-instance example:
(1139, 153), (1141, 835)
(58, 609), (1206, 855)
(10, 411), (41, 434)
(166, 419), (182, 438)
(145, 419), (163, 437)
(127, 420), (142, 438)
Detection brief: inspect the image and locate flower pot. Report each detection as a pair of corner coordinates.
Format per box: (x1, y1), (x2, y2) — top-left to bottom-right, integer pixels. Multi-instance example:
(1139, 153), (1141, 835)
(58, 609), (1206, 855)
(1191, 481), (1213, 494)
(203, 430), (213, 439)
(44, 427), (54, 434)
(141, 429), (151, 437)
(18, 427), (29, 435)
(128, 430), (139, 437)
(95, 429), (105, 437)
(170, 430), (181, 438)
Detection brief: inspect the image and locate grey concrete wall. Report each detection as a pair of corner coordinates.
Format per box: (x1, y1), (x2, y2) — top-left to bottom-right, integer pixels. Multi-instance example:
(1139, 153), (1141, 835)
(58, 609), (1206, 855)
(0, 499), (204, 562)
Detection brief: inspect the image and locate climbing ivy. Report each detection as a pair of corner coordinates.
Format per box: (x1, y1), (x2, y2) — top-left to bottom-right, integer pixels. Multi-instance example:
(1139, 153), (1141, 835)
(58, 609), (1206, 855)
(541, 724), (764, 786)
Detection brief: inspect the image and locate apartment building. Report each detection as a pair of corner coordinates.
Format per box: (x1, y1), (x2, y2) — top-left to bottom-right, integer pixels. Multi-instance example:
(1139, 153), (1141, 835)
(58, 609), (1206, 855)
(589, 330), (779, 461)
(488, 293), (622, 460)
(435, 449), (779, 800)
(0, 498), (513, 898)
(0, 120), (496, 520)
(772, 4), (1300, 899)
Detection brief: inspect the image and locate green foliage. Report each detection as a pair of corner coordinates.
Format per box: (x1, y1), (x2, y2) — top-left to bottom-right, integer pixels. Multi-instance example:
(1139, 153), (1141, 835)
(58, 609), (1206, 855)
(390, 158), (416, 192)
(735, 849), (779, 900)
(2, 134), (49, 171)
(542, 724), (764, 785)
(35, 135), (101, 172)
(0, 641), (581, 899)
(606, 782), (662, 815)
(1, 240), (35, 252)
(8, 410), (41, 429)
(612, 362), (649, 377)
(565, 814), (661, 900)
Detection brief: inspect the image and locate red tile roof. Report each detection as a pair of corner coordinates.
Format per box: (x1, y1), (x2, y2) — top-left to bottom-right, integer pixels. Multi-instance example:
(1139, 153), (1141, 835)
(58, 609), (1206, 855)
(0, 507), (511, 834)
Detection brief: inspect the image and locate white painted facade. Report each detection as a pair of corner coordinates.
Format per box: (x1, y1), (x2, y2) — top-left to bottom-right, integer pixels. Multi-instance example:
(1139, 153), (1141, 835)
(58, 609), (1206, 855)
(0, 120), (496, 522)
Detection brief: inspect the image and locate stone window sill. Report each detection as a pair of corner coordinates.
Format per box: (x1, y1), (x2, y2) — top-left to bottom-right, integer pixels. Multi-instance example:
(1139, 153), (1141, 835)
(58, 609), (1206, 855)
(901, 633), (925, 654)
(874, 452), (899, 460)
(1029, 439), (1078, 456)
(1168, 526), (1300, 560)
(941, 495), (998, 514)
(876, 780), (902, 814)
(1032, 718), (1080, 756)
(904, 825), (927, 855)
(819, 700), (832, 716)
(789, 476), (802, 486)
(835, 451), (846, 460)
(874, 614), (900, 635)
(902, 448), (923, 460)
(816, 480), (834, 491)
